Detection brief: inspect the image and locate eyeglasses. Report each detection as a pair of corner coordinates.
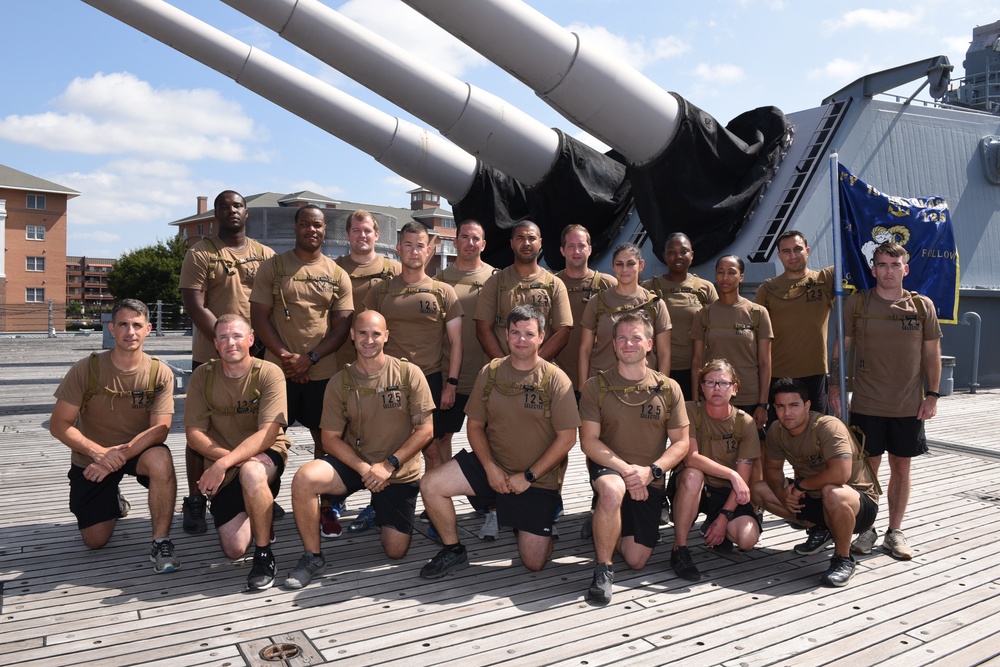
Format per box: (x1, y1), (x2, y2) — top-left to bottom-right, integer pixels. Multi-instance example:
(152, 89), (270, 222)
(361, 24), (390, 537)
(701, 380), (735, 389)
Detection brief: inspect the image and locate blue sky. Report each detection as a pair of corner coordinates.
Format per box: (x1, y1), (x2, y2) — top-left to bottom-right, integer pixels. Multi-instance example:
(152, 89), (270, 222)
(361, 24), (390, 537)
(1, 0), (995, 258)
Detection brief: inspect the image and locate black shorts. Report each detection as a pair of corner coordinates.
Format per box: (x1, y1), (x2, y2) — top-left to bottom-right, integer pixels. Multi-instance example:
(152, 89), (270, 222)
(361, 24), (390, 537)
(768, 374), (829, 425)
(699, 484), (760, 528)
(670, 368), (694, 402)
(588, 461), (664, 549)
(849, 412), (928, 458)
(454, 449), (559, 538)
(435, 392), (469, 437)
(67, 444), (167, 529)
(320, 455), (419, 534)
(287, 378), (329, 430)
(209, 449), (285, 527)
(796, 490), (879, 534)
(424, 372), (445, 439)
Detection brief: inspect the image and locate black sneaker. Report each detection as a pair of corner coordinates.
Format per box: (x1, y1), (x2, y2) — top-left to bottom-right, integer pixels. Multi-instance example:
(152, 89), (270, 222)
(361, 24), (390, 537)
(586, 563), (614, 605)
(247, 548), (277, 591)
(272, 501), (286, 520)
(670, 546), (701, 581)
(580, 516), (593, 540)
(419, 545), (468, 579)
(182, 495), (207, 535)
(819, 554), (857, 587)
(794, 527), (833, 555)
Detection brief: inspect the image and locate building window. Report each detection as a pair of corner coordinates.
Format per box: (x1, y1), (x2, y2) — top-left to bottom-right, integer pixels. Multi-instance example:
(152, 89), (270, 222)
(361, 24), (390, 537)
(197, 223), (204, 235)
(26, 257), (45, 272)
(27, 194), (46, 210)
(26, 288), (45, 303)
(440, 219), (455, 229)
(26, 224), (46, 240)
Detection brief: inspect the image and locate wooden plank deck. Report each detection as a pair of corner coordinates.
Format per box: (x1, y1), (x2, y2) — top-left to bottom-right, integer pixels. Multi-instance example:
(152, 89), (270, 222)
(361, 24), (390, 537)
(1, 335), (999, 666)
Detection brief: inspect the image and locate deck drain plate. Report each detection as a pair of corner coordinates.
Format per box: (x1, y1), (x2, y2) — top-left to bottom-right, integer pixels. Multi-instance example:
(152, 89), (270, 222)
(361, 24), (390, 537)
(260, 643), (302, 661)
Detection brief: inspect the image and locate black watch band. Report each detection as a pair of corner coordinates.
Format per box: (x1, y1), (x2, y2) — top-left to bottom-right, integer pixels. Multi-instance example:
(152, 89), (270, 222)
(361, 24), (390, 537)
(793, 478), (806, 493)
(524, 469), (537, 484)
(719, 509), (735, 521)
(447, 377), (459, 386)
(649, 464), (664, 480)
(387, 455), (400, 471)
(308, 351), (320, 365)
(925, 391), (941, 398)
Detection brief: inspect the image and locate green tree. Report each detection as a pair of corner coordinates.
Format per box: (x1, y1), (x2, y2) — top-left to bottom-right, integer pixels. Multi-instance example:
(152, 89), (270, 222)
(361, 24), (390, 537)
(107, 235), (188, 325)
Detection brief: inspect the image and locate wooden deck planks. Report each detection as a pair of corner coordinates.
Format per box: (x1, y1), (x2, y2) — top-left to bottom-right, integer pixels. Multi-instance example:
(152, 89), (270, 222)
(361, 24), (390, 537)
(2, 337), (999, 666)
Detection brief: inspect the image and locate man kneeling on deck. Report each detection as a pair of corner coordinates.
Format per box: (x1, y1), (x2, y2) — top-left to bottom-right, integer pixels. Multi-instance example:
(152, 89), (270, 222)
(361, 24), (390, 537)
(579, 311), (689, 605)
(185, 314), (290, 591)
(284, 311), (435, 589)
(51, 298), (180, 573)
(419, 305), (580, 579)
(752, 378), (880, 587)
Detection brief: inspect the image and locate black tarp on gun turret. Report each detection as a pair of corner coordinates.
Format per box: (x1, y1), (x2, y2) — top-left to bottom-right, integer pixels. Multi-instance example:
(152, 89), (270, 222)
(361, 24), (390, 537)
(453, 131), (632, 270)
(630, 95), (791, 262)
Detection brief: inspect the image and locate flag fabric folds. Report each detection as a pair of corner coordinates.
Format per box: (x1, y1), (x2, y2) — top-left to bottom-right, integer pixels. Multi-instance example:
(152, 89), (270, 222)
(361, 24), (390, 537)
(838, 164), (960, 323)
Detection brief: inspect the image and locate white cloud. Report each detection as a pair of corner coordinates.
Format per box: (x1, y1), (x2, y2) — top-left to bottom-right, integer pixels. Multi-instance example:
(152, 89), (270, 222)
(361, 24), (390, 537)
(807, 58), (869, 82)
(693, 63), (745, 85)
(290, 180), (347, 198)
(824, 9), (923, 32)
(339, 0), (487, 78)
(0, 72), (265, 161)
(568, 23), (689, 69)
(57, 159), (205, 255)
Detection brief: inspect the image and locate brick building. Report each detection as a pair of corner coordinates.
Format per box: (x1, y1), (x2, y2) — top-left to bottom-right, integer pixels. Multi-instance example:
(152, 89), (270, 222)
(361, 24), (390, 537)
(0, 164), (78, 332)
(65, 256), (116, 320)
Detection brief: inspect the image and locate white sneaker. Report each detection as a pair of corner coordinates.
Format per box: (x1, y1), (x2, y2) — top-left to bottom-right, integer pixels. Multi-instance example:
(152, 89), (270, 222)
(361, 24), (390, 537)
(478, 510), (499, 541)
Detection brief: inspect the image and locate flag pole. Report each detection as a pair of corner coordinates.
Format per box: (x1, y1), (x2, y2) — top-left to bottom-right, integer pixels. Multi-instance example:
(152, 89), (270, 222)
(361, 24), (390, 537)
(829, 152), (849, 423)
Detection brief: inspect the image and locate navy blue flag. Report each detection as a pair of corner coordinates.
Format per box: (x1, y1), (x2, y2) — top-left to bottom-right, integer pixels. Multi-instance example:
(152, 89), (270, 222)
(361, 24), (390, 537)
(838, 164), (959, 323)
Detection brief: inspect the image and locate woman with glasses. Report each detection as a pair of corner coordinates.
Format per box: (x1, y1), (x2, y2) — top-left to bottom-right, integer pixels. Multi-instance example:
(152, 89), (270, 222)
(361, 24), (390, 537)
(667, 359), (761, 582)
(689, 255), (773, 430)
(577, 243), (671, 394)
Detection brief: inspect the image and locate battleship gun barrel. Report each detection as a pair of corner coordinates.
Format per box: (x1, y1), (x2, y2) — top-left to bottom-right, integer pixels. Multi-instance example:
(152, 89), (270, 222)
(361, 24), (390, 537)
(399, 0), (680, 166)
(222, 0), (560, 186)
(81, 0), (478, 201)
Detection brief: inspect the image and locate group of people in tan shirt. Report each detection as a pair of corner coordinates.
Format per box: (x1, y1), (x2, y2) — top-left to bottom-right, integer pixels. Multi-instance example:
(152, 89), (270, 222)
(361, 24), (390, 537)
(51, 191), (942, 599)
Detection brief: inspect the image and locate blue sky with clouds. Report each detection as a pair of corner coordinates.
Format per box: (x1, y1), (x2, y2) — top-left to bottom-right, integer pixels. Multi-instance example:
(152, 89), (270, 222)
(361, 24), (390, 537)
(1, 0), (995, 257)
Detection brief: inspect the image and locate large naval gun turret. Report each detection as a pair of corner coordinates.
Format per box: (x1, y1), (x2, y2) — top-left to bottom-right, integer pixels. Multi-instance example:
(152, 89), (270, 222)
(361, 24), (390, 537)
(80, 1), (1000, 387)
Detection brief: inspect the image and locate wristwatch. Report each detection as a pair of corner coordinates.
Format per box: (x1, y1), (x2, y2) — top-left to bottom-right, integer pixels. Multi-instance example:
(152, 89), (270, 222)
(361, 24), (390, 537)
(387, 455), (401, 471)
(307, 351), (320, 365)
(719, 509), (736, 521)
(447, 377), (459, 386)
(524, 469), (537, 484)
(649, 464), (664, 480)
(793, 478), (807, 492)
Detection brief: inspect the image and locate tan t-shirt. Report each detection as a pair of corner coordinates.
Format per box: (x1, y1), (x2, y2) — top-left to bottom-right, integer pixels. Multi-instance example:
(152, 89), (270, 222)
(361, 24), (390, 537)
(579, 368), (687, 488)
(474, 266), (573, 356)
(362, 274), (463, 375)
(580, 287), (671, 378)
(184, 359), (291, 472)
(765, 412), (878, 503)
(54, 352), (174, 468)
(436, 263), (498, 393)
(843, 290), (942, 417)
(249, 250), (354, 380)
(755, 266), (835, 378)
(320, 356), (435, 485)
(644, 274), (718, 371)
(179, 235), (275, 363)
(690, 297), (773, 405)
(685, 401), (760, 489)
(335, 254), (401, 365)
(465, 358), (580, 491)
(555, 269), (617, 387)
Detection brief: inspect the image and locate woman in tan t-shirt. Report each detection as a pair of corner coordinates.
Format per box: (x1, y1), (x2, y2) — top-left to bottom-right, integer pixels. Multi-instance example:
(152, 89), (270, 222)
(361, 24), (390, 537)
(577, 243), (671, 390)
